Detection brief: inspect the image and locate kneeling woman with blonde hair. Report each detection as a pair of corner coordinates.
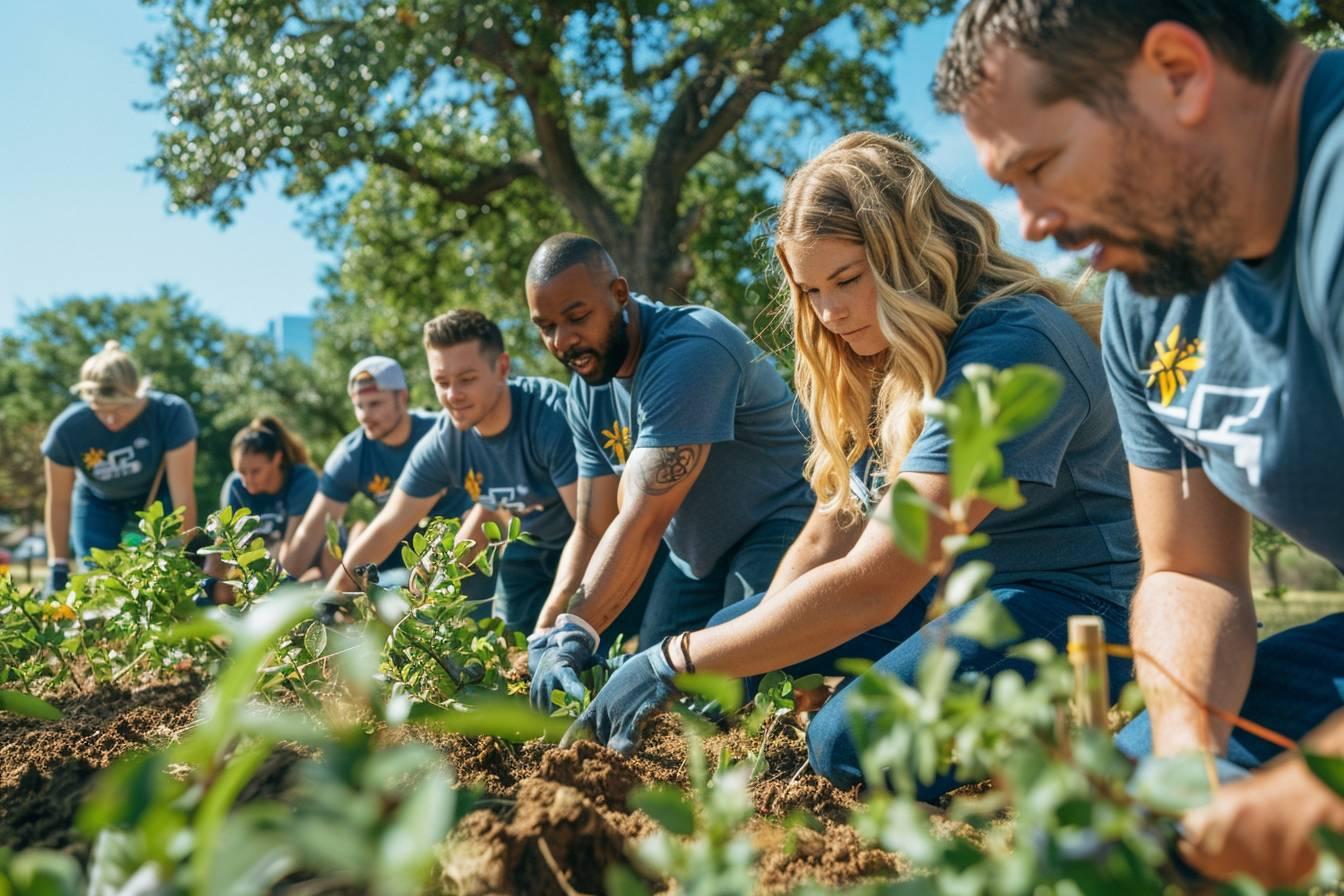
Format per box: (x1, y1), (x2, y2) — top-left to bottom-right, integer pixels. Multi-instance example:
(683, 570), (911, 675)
(41, 341), (199, 594)
(204, 415), (327, 602)
(571, 133), (1140, 799)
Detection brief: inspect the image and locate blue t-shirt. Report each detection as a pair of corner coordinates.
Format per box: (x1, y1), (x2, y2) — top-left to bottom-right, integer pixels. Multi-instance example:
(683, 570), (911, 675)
(567, 296), (815, 578)
(1102, 51), (1344, 571)
(42, 391), (198, 503)
(398, 377), (578, 551)
(850, 448), (890, 515)
(320, 409), (473, 520)
(901, 295), (1139, 607)
(221, 465), (320, 550)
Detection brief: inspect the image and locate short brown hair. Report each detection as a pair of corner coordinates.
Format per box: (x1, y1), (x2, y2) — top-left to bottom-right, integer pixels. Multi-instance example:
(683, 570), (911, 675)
(422, 309), (505, 357)
(933, 0), (1294, 116)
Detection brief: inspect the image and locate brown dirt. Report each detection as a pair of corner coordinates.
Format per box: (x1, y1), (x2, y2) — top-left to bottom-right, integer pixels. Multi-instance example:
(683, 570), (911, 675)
(434, 713), (908, 895)
(0, 676), (200, 850)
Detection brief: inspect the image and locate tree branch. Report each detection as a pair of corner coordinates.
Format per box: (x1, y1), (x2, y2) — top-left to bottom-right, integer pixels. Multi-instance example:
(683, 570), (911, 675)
(371, 150), (541, 205)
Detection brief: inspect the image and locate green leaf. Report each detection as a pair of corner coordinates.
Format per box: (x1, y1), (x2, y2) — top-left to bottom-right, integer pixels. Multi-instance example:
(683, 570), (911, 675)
(976, 478), (1025, 511)
(992, 364), (1063, 440)
(400, 545), (418, 569)
(303, 622), (328, 658)
(887, 479), (931, 562)
(629, 784), (695, 835)
(407, 697), (569, 742)
(508, 516), (522, 540)
(1304, 751), (1344, 798)
(1129, 753), (1214, 814)
(412, 532), (428, 555)
(605, 865), (652, 896)
(793, 673), (825, 691)
(940, 532), (989, 557)
(325, 518), (341, 555)
(948, 595), (1023, 647)
(675, 672), (743, 715)
(0, 688), (63, 720)
(943, 560), (994, 609)
(482, 520), (502, 542)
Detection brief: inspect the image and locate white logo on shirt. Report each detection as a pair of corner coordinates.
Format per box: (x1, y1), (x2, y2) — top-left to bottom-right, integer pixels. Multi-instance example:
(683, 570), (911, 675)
(91, 446), (144, 482)
(1148, 383), (1271, 486)
(481, 486), (544, 515)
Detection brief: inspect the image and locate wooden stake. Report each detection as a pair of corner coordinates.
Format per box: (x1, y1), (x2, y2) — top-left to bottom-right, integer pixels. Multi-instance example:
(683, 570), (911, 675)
(1068, 615), (1109, 729)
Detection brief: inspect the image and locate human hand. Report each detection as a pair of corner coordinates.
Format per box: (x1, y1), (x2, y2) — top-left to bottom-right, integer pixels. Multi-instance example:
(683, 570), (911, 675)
(562, 642), (678, 754)
(44, 561), (69, 596)
(1179, 755), (1344, 887)
(313, 591), (356, 626)
(528, 614), (598, 711)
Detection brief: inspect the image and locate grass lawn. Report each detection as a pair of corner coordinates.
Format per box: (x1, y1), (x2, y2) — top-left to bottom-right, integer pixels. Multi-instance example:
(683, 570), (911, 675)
(1254, 589), (1344, 638)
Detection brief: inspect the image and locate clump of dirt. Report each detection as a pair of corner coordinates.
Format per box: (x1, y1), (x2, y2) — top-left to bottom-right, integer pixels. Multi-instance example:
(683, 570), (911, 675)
(0, 677), (201, 849)
(441, 777), (645, 896)
(436, 713), (908, 895)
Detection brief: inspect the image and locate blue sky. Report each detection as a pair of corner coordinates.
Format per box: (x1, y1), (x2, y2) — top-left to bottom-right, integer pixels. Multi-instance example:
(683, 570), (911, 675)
(0, 4), (1072, 337)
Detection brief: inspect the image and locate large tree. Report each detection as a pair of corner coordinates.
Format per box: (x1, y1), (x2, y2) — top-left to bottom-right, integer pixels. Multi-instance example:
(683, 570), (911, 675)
(139, 0), (948, 351)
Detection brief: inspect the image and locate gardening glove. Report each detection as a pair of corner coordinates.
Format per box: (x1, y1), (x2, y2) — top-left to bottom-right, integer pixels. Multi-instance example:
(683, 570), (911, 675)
(562, 642), (679, 755)
(44, 561), (69, 596)
(528, 614), (599, 711)
(313, 591), (356, 626)
(526, 627), (555, 677)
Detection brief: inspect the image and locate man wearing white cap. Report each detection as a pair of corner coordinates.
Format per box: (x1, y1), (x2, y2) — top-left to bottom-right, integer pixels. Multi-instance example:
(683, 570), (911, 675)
(289, 356), (494, 596)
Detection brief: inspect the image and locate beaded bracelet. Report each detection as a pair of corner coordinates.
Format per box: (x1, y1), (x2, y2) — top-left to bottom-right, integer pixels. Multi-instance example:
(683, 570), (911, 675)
(678, 630), (696, 674)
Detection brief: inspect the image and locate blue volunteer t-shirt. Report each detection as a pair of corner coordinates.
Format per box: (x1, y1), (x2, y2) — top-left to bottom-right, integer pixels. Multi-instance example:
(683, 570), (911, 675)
(901, 295), (1139, 607)
(42, 391), (198, 503)
(567, 296), (815, 578)
(320, 409), (473, 520)
(1102, 51), (1344, 571)
(850, 447), (890, 515)
(398, 377), (577, 550)
(221, 465), (320, 550)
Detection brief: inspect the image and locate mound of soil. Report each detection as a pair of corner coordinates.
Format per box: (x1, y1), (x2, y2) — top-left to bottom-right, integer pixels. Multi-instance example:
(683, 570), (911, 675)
(0, 677), (200, 850)
(435, 715), (908, 895)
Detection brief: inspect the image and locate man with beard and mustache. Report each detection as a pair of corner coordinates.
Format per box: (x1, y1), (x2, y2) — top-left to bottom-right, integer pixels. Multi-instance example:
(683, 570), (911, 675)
(523, 232), (815, 713)
(286, 356), (495, 600)
(324, 318), (580, 633)
(935, 1), (1344, 887)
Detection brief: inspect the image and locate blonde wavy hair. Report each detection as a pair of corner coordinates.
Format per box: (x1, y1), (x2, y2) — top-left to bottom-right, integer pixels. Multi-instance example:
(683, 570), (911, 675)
(776, 132), (1100, 520)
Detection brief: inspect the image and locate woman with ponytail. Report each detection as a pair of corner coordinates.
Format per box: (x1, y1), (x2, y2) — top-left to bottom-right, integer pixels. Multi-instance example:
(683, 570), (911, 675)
(41, 341), (199, 594)
(205, 415), (326, 599)
(570, 133), (1140, 799)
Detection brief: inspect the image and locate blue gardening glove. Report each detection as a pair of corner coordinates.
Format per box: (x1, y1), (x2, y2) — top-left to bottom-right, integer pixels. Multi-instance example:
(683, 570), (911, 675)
(529, 615), (599, 711)
(45, 561), (69, 596)
(562, 642), (679, 754)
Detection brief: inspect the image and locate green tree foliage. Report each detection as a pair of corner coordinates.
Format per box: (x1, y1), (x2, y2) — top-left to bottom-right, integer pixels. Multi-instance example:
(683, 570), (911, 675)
(0, 290), (348, 514)
(138, 0), (951, 369)
(1294, 0), (1344, 48)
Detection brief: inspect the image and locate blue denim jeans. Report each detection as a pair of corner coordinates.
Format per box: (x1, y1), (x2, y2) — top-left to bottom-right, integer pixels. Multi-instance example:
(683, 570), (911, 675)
(708, 581), (1133, 801)
(636, 516), (806, 648)
(71, 486), (170, 562)
(1116, 612), (1344, 767)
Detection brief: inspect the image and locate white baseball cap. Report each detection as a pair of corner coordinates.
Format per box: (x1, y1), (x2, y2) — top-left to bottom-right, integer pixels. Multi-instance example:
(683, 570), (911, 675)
(347, 356), (407, 394)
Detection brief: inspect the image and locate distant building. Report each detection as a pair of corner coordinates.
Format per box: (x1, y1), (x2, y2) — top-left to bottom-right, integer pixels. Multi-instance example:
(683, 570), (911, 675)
(268, 315), (315, 363)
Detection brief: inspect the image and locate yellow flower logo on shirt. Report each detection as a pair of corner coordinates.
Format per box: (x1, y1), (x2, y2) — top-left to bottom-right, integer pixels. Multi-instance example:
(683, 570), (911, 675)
(82, 448), (105, 471)
(367, 474), (392, 498)
(464, 469), (484, 501)
(601, 420), (632, 465)
(1145, 325), (1204, 407)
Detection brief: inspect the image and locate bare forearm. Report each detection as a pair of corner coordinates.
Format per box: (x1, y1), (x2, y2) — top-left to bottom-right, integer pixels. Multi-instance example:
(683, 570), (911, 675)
(1304, 709), (1344, 754)
(765, 514), (857, 598)
(326, 519), (400, 591)
(565, 514), (665, 633)
(684, 558), (909, 677)
(1130, 570), (1257, 755)
(45, 494), (71, 561)
(538, 529), (599, 630)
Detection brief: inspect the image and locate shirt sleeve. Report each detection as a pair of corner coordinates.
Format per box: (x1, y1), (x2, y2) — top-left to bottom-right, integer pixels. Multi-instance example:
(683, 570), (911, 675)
(633, 335), (740, 448)
(221, 473), (243, 510)
(901, 312), (1091, 486)
(1298, 112), (1344, 413)
(41, 409), (77, 467)
(396, 421), (458, 499)
(285, 466), (319, 518)
(566, 384), (613, 479)
(161, 395), (199, 450)
(318, 438), (359, 503)
(1100, 279), (1194, 471)
(539, 402), (579, 489)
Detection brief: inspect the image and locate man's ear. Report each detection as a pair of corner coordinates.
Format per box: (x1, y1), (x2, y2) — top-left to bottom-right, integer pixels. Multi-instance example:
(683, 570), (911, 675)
(610, 275), (630, 304)
(1135, 21), (1215, 128)
(496, 351), (512, 379)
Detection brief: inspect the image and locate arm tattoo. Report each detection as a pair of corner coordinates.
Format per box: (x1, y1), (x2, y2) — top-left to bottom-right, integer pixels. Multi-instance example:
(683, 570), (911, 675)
(634, 445), (702, 496)
(566, 583), (587, 612)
